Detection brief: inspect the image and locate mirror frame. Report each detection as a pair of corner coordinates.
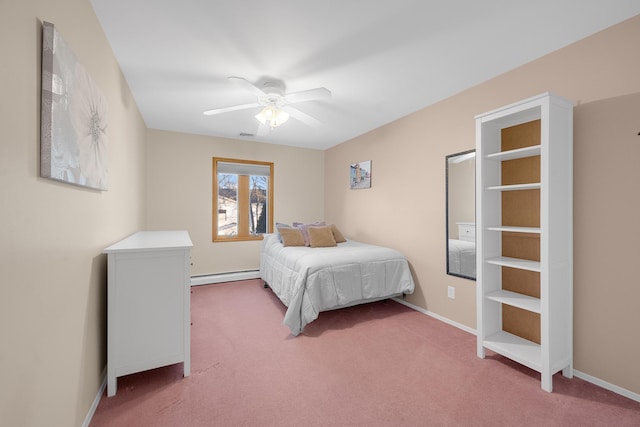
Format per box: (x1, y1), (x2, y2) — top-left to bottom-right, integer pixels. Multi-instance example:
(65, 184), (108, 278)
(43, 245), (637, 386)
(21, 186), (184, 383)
(446, 149), (476, 280)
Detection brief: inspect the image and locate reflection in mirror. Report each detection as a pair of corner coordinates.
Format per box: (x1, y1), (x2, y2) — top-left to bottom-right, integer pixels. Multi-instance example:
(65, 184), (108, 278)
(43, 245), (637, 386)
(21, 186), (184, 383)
(446, 149), (476, 280)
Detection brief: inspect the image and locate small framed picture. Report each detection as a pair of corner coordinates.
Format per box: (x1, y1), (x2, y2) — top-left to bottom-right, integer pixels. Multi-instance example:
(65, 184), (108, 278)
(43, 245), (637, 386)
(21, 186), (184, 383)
(350, 160), (371, 189)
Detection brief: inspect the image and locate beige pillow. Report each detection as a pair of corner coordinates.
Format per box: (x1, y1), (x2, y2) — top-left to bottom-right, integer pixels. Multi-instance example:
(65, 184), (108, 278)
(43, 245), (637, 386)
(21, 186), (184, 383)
(278, 227), (306, 247)
(330, 224), (347, 243)
(308, 226), (337, 247)
(293, 221), (326, 246)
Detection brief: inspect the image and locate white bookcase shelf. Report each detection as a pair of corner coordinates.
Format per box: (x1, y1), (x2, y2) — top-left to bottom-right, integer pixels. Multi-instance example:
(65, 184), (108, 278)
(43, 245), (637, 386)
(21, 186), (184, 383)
(487, 183), (541, 191)
(483, 331), (542, 372)
(486, 256), (541, 272)
(476, 92), (573, 392)
(486, 145), (541, 161)
(486, 289), (541, 313)
(486, 226), (541, 234)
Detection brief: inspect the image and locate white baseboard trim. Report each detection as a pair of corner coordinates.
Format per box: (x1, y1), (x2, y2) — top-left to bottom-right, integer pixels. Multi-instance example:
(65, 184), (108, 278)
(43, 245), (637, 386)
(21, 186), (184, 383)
(190, 270), (261, 286)
(393, 297), (640, 403)
(82, 366), (107, 427)
(392, 297), (477, 336)
(573, 369), (640, 403)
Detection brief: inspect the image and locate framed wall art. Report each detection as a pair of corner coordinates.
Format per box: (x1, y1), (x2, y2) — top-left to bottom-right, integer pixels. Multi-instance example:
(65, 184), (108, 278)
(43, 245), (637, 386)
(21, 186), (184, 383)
(350, 160), (371, 189)
(40, 21), (109, 190)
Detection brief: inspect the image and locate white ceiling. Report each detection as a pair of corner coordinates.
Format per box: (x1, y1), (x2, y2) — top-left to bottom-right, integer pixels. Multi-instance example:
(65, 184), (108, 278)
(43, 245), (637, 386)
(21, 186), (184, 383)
(90, 1), (640, 150)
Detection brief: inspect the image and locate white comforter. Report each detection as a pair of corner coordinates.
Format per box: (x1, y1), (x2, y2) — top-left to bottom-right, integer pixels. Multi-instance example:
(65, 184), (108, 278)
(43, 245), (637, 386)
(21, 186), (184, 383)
(260, 234), (415, 335)
(448, 239), (476, 278)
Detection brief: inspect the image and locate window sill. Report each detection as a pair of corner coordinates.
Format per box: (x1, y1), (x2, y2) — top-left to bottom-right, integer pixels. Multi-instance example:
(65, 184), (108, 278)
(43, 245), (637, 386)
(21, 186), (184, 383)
(212, 235), (265, 243)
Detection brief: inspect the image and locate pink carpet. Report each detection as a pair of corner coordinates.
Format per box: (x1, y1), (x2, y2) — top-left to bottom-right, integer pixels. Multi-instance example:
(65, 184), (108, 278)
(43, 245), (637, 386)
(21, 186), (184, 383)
(90, 279), (640, 426)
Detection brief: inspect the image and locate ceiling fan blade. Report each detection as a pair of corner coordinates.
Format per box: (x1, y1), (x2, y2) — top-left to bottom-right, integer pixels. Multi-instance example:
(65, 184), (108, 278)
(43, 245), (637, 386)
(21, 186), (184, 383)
(285, 106), (323, 128)
(285, 87), (331, 104)
(203, 102), (260, 116)
(228, 76), (266, 96)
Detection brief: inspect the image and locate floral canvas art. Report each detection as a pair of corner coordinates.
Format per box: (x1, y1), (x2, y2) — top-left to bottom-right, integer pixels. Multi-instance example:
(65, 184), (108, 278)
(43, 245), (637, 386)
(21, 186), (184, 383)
(41, 21), (109, 190)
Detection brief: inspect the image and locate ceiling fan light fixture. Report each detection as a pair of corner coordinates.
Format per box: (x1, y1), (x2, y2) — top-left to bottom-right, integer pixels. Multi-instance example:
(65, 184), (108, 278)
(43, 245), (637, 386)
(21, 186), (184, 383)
(255, 105), (290, 128)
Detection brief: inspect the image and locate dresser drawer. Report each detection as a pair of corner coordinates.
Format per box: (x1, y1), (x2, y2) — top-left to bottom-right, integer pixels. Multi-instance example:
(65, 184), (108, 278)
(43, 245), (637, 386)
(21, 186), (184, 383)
(457, 223), (476, 242)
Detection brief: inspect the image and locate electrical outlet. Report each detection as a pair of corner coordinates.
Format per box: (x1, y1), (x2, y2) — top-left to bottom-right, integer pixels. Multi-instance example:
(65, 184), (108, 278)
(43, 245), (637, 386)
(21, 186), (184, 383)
(448, 286), (455, 300)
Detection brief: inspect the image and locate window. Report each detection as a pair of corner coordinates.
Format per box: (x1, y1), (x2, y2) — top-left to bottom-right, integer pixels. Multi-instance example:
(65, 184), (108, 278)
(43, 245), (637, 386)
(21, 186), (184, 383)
(212, 157), (273, 242)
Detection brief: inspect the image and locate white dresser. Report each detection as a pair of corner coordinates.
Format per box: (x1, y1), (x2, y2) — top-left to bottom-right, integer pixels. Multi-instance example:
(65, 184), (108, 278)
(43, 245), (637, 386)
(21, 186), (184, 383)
(104, 231), (193, 396)
(457, 222), (476, 242)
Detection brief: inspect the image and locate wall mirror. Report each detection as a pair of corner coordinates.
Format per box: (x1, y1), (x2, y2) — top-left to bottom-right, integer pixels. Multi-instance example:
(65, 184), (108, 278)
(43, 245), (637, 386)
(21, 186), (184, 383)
(446, 149), (476, 280)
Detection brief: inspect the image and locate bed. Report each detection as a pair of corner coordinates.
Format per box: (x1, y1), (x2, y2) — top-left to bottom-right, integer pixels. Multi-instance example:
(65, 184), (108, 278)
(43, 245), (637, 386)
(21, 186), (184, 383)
(260, 233), (415, 335)
(447, 238), (476, 278)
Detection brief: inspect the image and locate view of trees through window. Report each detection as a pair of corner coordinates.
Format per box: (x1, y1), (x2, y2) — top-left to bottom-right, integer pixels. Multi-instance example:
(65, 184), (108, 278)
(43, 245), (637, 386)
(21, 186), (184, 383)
(213, 158), (273, 242)
(217, 174), (268, 236)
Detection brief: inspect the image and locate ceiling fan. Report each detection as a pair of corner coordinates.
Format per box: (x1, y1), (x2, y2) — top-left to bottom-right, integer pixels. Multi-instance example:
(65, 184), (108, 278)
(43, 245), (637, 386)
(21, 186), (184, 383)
(203, 76), (331, 134)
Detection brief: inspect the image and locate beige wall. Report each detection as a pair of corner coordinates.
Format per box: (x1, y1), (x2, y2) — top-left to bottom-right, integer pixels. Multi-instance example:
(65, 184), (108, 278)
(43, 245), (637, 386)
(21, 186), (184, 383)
(447, 156), (475, 240)
(573, 92), (640, 394)
(146, 130), (325, 275)
(0, 0), (148, 426)
(325, 15), (640, 394)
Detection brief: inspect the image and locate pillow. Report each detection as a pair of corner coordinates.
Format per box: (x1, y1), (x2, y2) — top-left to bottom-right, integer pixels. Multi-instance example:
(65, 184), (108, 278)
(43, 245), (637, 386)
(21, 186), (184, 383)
(308, 226), (337, 247)
(293, 221), (326, 246)
(277, 227), (306, 247)
(274, 222), (291, 242)
(329, 224), (347, 243)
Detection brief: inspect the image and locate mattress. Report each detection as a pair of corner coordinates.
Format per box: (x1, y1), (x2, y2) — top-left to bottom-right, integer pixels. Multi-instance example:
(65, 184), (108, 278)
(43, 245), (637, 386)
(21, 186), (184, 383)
(448, 238), (476, 278)
(260, 233), (415, 335)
